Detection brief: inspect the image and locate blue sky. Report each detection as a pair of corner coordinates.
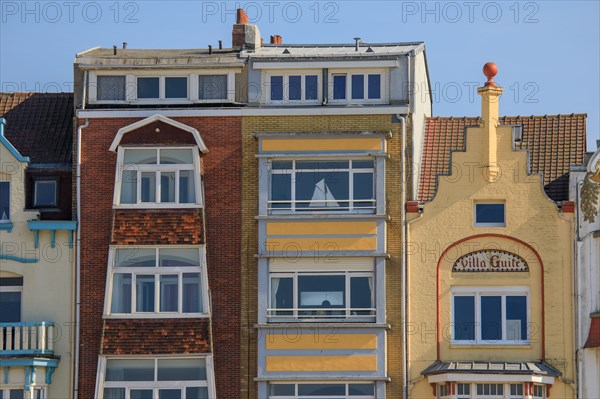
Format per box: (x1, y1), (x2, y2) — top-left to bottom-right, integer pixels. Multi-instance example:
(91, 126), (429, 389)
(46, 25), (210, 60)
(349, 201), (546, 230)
(1, 0), (598, 150)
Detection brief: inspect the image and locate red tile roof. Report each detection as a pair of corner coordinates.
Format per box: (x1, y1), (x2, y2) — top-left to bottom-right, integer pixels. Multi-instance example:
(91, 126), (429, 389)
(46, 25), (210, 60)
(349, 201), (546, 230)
(584, 315), (600, 349)
(419, 115), (587, 202)
(0, 92), (74, 164)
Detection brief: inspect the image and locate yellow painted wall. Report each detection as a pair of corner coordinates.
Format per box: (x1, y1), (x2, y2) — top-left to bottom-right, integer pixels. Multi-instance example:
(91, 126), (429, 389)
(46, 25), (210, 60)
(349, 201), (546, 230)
(407, 88), (575, 398)
(266, 355), (378, 372)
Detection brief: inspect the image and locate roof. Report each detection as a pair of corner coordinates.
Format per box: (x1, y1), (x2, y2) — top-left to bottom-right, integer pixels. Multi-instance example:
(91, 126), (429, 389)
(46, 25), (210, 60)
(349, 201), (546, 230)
(0, 92), (74, 164)
(249, 42), (424, 58)
(75, 47), (244, 68)
(422, 361), (562, 377)
(419, 114), (587, 202)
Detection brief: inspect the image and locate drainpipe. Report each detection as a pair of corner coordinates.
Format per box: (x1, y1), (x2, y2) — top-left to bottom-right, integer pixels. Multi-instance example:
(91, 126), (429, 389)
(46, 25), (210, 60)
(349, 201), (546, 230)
(73, 118), (89, 399)
(82, 71), (88, 110)
(398, 114), (408, 399)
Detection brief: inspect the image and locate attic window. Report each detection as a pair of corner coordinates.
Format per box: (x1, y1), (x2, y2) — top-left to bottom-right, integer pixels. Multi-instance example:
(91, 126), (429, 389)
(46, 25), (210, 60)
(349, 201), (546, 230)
(34, 179), (58, 208)
(97, 76), (126, 101)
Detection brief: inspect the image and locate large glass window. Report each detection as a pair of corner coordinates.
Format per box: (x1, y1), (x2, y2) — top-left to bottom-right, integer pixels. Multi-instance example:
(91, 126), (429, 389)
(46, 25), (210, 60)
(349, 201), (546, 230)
(0, 182), (9, 222)
(102, 358), (210, 399)
(108, 247), (204, 316)
(118, 148), (198, 207)
(269, 160), (375, 213)
(269, 270), (374, 321)
(453, 288), (529, 344)
(437, 383), (543, 399)
(97, 76), (126, 101)
(268, 74), (320, 103)
(269, 383), (374, 398)
(198, 75), (227, 100)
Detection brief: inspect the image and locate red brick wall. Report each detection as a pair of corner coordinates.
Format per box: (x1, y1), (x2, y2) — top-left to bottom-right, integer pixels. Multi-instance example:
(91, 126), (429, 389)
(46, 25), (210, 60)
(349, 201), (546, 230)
(102, 319), (211, 355)
(78, 116), (241, 399)
(112, 209), (205, 245)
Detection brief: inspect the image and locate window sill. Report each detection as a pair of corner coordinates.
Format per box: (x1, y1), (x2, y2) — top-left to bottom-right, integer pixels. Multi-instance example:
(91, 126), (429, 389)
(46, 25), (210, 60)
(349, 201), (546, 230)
(104, 313), (211, 320)
(114, 204), (203, 210)
(0, 222), (14, 232)
(450, 343), (531, 349)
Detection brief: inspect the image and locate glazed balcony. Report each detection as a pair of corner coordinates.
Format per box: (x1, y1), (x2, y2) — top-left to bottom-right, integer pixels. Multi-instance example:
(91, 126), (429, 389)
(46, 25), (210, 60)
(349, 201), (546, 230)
(0, 321), (55, 356)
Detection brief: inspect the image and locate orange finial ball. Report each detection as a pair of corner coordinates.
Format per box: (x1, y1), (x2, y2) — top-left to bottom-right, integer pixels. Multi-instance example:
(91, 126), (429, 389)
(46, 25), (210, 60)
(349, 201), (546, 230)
(483, 62), (498, 87)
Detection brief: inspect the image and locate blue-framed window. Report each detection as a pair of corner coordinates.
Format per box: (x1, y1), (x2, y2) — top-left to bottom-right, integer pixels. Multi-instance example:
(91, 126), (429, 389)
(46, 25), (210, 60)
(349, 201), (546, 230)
(0, 181), (9, 222)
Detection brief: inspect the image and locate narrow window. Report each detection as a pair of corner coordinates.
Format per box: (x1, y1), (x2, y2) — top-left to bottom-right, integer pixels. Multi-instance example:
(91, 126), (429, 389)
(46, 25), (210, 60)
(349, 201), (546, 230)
(97, 76), (126, 101)
(351, 75), (364, 99)
(333, 75), (347, 100)
(0, 182), (9, 222)
(368, 74), (381, 99)
(288, 75), (302, 101)
(0, 277), (23, 322)
(453, 296), (475, 341)
(270, 76), (284, 101)
(305, 75), (319, 100)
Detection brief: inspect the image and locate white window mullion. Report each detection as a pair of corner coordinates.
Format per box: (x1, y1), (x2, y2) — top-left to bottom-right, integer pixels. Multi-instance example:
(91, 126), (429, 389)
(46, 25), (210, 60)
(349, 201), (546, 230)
(475, 293), (481, 343)
(154, 274), (160, 313)
(137, 170), (142, 204)
(131, 273), (138, 314)
(175, 169), (180, 204)
(291, 162), (296, 212)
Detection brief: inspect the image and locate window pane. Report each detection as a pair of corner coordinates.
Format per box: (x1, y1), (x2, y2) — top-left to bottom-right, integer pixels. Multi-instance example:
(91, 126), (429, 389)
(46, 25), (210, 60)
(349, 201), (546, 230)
(131, 390), (153, 399)
(183, 273), (202, 313)
(349, 384), (375, 395)
(289, 75), (301, 101)
(124, 149), (158, 164)
(271, 76), (283, 101)
(296, 171), (349, 210)
(333, 75), (347, 99)
(271, 174), (292, 210)
(350, 276), (373, 316)
(160, 149), (194, 164)
(136, 275), (155, 312)
(159, 390), (181, 399)
(159, 248), (200, 267)
(115, 248), (156, 267)
(9, 391), (23, 399)
(305, 75), (318, 100)
(352, 75), (365, 99)
(186, 387), (209, 399)
(298, 275), (345, 315)
(353, 173), (374, 208)
(97, 76), (126, 101)
(120, 170), (138, 204)
(269, 384), (295, 396)
(165, 77), (187, 98)
(137, 77), (159, 99)
(476, 203), (505, 224)
(368, 74), (381, 99)
(179, 170), (196, 204)
(160, 275), (179, 312)
(353, 160), (374, 169)
(141, 172), (156, 203)
(161, 172), (176, 203)
(105, 359), (154, 381)
(110, 273), (132, 313)
(0, 182), (9, 221)
(271, 277), (293, 316)
(481, 296), (502, 340)
(506, 296), (527, 341)
(298, 384), (345, 396)
(157, 358), (207, 380)
(454, 296), (475, 340)
(296, 160), (349, 170)
(103, 388), (126, 399)
(0, 291), (21, 322)
(199, 75), (227, 100)
(34, 181), (57, 207)
(272, 161), (293, 170)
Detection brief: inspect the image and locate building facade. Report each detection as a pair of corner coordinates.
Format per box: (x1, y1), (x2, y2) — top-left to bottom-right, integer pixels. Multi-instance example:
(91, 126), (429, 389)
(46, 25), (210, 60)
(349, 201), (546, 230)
(407, 66), (584, 399)
(0, 94), (76, 398)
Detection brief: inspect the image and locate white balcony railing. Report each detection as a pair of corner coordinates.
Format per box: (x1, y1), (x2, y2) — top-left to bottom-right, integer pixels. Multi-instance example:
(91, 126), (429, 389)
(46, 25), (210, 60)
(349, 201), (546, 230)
(0, 322), (54, 355)
(267, 307), (376, 321)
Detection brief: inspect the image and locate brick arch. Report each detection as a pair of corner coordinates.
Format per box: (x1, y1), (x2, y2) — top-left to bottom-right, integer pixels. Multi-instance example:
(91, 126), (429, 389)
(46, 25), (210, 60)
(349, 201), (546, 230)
(435, 233), (545, 359)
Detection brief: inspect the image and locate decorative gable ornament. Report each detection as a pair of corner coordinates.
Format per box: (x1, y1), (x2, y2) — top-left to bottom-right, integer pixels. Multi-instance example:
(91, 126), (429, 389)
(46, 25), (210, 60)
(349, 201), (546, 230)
(452, 249), (528, 272)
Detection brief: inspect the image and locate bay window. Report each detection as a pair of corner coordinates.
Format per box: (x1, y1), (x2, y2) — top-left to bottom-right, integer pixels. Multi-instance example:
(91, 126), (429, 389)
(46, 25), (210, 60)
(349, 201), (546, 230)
(116, 148), (200, 208)
(269, 383), (374, 399)
(269, 159), (375, 213)
(268, 73), (320, 103)
(452, 287), (529, 344)
(106, 247), (207, 317)
(101, 357), (212, 399)
(437, 383), (543, 399)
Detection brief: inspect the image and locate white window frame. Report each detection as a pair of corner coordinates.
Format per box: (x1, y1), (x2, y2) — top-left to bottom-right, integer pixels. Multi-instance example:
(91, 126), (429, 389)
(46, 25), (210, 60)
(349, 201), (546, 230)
(0, 180), (10, 223)
(436, 382), (544, 399)
(33, 179), (58, 208)
(96, 355), (216, 399)
(0, 387), (46, 399)
(88, 70), (239, 105)
(474, 201), (506, 227)
(328, 68), (388, 104)
(104, 246), (210, 319)
(265, 70), (322, 105)
(113, 147), (203, 209)
(268, 158), (376, 214)
(451, 286), (530, 345)
(268, 382), (376, 399)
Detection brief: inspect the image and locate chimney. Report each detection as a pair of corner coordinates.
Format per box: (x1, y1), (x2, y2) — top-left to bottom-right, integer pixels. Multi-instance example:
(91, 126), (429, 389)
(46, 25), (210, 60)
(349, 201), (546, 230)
(113, 45), (117, 55)
(477, 62), (504, 182)
(208, 45), (213, 55)
(122, 42), (127, 49)
(218, 40), (223, 50)
(270, 35), (283, 44)
(232, 8), (261, 50)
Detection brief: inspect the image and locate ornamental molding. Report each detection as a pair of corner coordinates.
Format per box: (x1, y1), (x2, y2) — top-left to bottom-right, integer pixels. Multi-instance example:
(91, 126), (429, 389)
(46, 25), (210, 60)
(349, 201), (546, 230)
(452, 249), (528, 273)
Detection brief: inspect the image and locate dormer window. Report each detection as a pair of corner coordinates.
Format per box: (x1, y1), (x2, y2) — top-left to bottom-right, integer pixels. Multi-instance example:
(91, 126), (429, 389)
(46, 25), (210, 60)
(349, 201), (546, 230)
(97, 75), (126, 101)
(199, 75), (228, 100)
(137, 77), (160, 99)
(267, 72), (321, 104)
(329, 69), (387, 104)
(34, 179), (58, 208)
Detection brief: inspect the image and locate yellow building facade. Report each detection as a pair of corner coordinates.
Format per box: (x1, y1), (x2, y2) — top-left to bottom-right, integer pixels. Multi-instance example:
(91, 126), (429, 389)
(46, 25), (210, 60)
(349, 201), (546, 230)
(407, 69), (576, 399)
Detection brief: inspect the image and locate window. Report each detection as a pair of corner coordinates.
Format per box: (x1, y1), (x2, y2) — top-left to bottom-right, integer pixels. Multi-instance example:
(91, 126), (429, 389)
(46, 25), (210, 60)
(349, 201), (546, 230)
(452, 287), (529, 344)
(101, 357), (211, 399)
(165, 77), (188, 99)
(457, 383), (470, 399)
(117, 148), (199, 207)
(437, 383), (545, 399)
(510, 383), (524, 399)
(107, 247), (206, 316)
(0, 182), (9, 222)
(97, 76), (126, 101)
(269, 160), (375, 213)
(477, 384), (504, 398)
(330, 71), (383, 103)
(438, 384), (449, 398)
(533, 385), (545, 399)
(34, 180), (58, 208)
(268, 74), (320, 103)
(268, 383), (374, 398)
(475, 203), (505, 226)
(198, 75), (227, 100)
(137, 77), (160, 99)
(269, 270), (374, 321)
(0, 388), (44, 399)
(0, 278), (22, 323)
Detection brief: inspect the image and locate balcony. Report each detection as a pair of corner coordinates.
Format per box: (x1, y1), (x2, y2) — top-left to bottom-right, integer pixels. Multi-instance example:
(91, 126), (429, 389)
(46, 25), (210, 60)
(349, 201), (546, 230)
(0, 322), (55, 356)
